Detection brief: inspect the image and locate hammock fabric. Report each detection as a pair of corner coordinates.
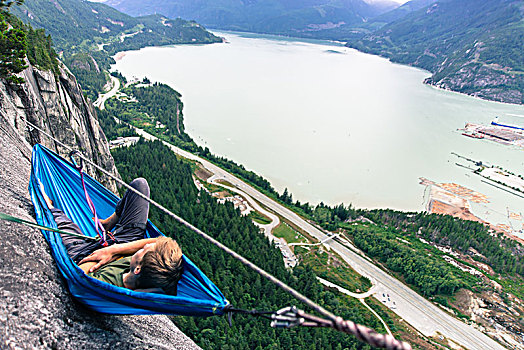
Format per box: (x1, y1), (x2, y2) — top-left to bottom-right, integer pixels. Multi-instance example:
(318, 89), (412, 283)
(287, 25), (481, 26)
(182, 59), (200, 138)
(29, 144), (229, 316)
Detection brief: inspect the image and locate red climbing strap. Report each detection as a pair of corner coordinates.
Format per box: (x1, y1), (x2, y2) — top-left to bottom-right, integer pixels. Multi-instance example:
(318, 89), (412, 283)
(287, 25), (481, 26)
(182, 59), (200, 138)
(69, 151), (110, 246)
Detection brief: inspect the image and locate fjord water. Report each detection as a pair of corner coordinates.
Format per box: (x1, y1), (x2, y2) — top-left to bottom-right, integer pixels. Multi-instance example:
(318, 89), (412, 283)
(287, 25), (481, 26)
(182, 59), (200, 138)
(113, 32), (524, 225)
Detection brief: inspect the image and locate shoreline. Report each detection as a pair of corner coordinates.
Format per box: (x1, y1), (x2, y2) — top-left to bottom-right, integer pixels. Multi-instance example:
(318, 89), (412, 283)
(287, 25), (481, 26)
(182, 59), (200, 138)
(209, 28), (347, 48)
(424, 81), (524, 107)
(343, 46), (522, 107)
(112, 29), (523, 108)
(110, 35), (524, 214)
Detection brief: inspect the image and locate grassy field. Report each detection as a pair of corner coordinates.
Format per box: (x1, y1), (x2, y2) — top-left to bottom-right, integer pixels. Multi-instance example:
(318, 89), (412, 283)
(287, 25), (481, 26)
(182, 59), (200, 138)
(296, 246), (371, 293)
(248, 210), (272, 224)
(205, 183), (224, 193)
(216, 179), (235, 188)
(273, 222), (307, 244)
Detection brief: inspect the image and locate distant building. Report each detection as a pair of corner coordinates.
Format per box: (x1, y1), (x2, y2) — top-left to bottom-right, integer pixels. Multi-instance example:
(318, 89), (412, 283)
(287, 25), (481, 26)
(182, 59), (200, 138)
(109, 136), (140, 149)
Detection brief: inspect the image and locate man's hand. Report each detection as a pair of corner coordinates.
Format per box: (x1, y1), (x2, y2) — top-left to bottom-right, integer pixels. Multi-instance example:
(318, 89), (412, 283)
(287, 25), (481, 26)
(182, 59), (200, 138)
(92, 216), (110, 231)
(78, 238), (157, 273)
(79, 246), (118, 273)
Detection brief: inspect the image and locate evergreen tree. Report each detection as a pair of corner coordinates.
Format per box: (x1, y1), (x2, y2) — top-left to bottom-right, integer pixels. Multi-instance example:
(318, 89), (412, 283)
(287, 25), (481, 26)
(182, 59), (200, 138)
(0, 12), (26, 83)
(112, 140), (394, 349)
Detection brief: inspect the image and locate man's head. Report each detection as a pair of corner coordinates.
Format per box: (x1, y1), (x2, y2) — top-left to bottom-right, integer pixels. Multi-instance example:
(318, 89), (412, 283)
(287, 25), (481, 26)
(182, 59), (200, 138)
(124, 237), (183, 295)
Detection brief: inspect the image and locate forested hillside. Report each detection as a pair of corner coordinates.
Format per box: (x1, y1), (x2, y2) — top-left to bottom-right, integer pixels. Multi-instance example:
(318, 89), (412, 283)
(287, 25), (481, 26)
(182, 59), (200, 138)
(10, 0), (221, 99)
(347, 0), (524, 104)
(11, 0), (220, 53)
(364, 210), (524, 278)
(365, 0), (437, 27)
(105, 0), (398, 39)
(112, 140), (401, 349)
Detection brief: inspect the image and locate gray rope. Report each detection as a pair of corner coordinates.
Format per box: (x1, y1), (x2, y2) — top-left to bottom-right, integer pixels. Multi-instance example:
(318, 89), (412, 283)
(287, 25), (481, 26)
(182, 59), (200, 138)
(0, 212), (99, 241)
(272, 307), (410, 350)
(26, 120), (411, 350)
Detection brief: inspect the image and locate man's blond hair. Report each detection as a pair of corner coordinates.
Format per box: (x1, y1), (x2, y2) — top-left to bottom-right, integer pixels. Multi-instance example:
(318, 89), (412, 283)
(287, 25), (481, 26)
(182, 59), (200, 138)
(138, 236), (183, 295)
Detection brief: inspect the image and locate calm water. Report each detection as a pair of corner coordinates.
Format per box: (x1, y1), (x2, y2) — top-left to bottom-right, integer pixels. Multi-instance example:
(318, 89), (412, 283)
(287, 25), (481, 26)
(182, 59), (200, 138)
(113, 31), (524, 228)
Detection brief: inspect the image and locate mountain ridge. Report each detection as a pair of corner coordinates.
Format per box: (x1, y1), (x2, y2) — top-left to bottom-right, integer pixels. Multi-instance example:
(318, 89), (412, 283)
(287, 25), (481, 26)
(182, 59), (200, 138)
(11, 0), (221, 54)
(104, 0), (399, 37)
(346, 0), (524, 104)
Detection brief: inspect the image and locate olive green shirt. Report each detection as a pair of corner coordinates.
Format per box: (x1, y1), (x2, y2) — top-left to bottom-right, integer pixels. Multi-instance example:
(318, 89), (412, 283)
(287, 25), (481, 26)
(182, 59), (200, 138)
(88, 256), (131, 287)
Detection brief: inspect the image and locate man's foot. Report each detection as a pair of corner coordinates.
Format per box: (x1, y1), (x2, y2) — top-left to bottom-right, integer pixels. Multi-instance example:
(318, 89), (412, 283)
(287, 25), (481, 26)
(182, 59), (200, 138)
(42, 191), (54, 208)
(38, 179), (54, 208)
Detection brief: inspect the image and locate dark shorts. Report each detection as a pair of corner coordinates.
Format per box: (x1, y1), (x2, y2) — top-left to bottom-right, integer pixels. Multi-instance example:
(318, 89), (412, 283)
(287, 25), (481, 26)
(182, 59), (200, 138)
(52, 178), (150, 263)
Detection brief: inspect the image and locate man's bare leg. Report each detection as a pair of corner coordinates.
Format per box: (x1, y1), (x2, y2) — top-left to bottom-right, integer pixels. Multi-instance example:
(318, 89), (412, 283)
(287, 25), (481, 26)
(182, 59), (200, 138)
(41, 183), (119, 231)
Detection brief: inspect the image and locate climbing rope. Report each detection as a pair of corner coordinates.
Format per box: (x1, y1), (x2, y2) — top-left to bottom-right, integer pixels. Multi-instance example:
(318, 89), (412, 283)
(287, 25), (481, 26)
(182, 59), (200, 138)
(69, 150), (115, 245)
(0, 212), (99, 241)
(271, 306), (407, 350)
(26, 120), (411, 350)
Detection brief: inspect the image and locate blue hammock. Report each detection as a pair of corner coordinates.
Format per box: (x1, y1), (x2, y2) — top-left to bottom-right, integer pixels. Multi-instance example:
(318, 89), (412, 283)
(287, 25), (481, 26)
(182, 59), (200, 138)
(29, 144), (229, 316)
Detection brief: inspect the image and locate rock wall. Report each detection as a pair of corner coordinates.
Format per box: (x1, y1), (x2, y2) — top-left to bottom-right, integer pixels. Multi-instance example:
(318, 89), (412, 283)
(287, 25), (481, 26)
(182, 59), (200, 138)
(424, 62), (523, 105)
(0, 61), (119, 192)
(0, 63), (201, 349)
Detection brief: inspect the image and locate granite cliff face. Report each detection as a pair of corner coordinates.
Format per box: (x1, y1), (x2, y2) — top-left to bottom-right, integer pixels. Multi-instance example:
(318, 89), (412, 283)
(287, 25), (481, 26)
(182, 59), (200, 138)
(0, 61), (119, 191)
(0, 62), (200, 349)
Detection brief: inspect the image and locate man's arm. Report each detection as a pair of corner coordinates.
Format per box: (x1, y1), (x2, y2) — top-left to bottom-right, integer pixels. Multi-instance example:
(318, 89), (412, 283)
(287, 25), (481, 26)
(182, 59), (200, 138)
(79, 237), (158, 273)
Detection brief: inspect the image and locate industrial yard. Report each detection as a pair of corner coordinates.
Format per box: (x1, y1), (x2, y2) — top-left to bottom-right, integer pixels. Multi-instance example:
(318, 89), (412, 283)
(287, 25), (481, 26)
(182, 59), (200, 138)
(420, 178), (486, 223)
(479, 167), (524, 194)
(439, 182), (489, 203)
(461, 118), (524, 148)
(420, 176), (524, 242)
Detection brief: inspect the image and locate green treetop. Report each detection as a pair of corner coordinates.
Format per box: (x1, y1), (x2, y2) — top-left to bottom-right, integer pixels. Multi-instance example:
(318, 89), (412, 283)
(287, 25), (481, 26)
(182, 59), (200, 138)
(0, 13), (27, 84)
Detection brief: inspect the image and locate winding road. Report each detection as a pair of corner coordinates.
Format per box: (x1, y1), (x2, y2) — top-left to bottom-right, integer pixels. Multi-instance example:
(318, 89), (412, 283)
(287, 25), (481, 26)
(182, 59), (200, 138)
(316, 278), (391, 336)
(121, 121), (506, 350)
(207, 176), (298, 268)
(208, 175), (280, 237)
(94, 76), (120, 110)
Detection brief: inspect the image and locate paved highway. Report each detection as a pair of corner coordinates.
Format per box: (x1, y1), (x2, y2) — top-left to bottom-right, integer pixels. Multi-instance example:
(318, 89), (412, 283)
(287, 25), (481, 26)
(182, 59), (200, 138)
(94, 76), (120, 110)
(128, 124), (505, 350)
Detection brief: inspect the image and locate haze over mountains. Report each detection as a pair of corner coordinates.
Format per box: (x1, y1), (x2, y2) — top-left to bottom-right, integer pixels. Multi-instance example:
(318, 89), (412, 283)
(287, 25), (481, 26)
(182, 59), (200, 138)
(103, 0), (523, 104)
(104, 0), (399, 37)
(365, 0), (436, 26)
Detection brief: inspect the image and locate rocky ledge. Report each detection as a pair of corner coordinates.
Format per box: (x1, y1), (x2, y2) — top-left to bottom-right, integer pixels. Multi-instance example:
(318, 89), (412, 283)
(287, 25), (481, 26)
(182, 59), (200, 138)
(0, 62), (200, 349)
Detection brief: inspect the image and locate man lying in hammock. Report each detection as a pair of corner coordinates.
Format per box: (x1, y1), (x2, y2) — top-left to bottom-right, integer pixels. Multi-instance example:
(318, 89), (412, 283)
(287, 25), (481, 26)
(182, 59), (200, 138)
(42, 178), (183, 295)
